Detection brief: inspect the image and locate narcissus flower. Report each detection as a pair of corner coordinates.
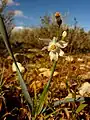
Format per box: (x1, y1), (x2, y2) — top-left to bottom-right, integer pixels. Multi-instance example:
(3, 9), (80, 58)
(48, 37), (59, 52)
(48, 37), (68, 61)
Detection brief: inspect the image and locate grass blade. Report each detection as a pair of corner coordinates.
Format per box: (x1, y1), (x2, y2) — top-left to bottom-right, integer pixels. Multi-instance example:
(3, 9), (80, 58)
(76, 103), (87, 114)
(54, 97), (90, 107)
(0, 14), (33, 112)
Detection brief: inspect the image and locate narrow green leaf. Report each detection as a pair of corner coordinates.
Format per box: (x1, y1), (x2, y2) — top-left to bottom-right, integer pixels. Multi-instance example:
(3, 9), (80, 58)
(76, 103), (88, 114)
(0, 14), (33, 112)
(54, 97), (88, 107)
(35, 61), (57, 116)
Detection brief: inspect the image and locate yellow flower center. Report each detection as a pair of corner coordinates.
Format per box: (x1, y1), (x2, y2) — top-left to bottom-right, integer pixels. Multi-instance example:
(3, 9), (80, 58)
(50, 44), (56, 50)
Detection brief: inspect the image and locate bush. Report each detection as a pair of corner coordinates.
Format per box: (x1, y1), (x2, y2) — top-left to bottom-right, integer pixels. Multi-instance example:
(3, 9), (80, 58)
(9, 14), (90, 54)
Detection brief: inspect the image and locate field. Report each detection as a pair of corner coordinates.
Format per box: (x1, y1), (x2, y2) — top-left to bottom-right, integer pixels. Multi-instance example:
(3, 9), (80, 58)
(0, 9), (90, 119)
(0, 43), (90, 119)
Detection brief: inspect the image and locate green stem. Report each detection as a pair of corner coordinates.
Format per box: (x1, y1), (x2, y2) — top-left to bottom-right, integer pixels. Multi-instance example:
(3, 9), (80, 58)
(47, 61), (57, 87)
(35, 61), (57, 116)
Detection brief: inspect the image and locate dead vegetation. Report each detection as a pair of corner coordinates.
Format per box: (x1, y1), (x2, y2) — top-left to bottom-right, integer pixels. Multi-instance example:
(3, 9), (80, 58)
(0, 47), (90, 119)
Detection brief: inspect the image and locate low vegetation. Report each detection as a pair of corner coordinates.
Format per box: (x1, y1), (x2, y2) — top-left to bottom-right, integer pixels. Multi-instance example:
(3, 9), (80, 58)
(0, 1), (90, 120)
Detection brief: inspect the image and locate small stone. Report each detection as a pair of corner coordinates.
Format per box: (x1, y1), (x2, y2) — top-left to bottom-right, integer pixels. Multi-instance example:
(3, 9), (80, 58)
(65, 93), (80, 99)
(77, 58), (84, 62)
(78, 72), (90, 80)
(79, 64), (86, 70)
(12, 62), (25, 73)
(65, 56), (74, 62)
(39, 68), (59, 77)
(60, 82), (66, 90)
(78, 82), (90, 97)
(39, 68), (49, 72)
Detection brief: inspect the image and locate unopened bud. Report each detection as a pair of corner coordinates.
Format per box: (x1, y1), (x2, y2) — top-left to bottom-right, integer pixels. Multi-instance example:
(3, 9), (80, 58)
(62, 31), (67, 38)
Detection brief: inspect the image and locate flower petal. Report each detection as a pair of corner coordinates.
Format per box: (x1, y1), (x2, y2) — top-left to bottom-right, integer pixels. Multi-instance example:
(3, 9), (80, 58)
(59, 41), (68, 48)
(56, 42), (61, 47)
(55, 52), (58, 61)
(48, 40), (57, 52)
(59, 49), (64, 56)
(49, 52), (58, 61)
(52, 37), (58, 42)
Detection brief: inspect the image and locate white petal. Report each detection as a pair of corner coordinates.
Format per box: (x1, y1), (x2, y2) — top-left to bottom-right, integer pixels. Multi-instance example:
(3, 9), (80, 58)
(52, 37), (58, 42)
(49, 52), (54, 61)
(48, 42), (57, 51)
(56, 42), (61, 47)
(49, 40), (56, 45)
(48, 37), (57, 48)
(49, 52), (58, 61)
(59, 49), (64, 56)
(55, 52), (58, 61)
(59, 41), (68, 48)
(41, 46), (48, 51)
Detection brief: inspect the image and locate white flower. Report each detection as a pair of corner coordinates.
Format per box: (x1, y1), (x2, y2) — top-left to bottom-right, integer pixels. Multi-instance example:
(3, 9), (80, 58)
(48, 37), (68, 61)
(62, 31), (67, 38)
(12, 62), (25, 73)
(48, 37), (59, 52)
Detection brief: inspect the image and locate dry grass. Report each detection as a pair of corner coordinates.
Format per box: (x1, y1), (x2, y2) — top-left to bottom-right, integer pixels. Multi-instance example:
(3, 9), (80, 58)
(0, 49), (90, 119)
(8, 25), (90, 54)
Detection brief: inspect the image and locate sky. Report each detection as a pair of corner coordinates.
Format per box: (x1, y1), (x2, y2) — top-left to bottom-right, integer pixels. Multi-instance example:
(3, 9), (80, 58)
(3, 0), (90, 31)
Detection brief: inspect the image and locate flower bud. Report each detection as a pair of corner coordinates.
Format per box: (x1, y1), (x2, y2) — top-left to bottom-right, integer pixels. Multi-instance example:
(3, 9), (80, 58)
(55, 12), (60, 17)
(55, 12), (62, 28)
(62, 31), (67, 38)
